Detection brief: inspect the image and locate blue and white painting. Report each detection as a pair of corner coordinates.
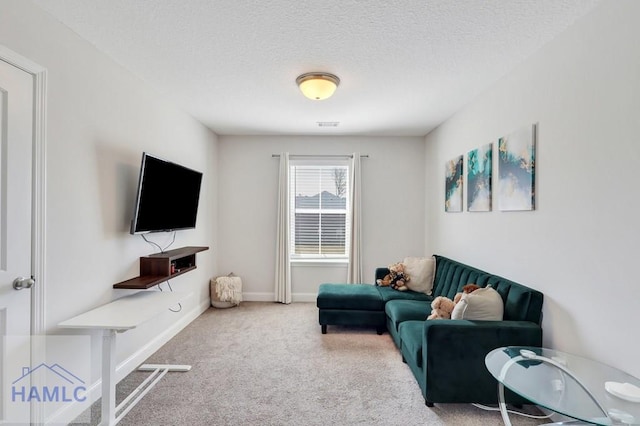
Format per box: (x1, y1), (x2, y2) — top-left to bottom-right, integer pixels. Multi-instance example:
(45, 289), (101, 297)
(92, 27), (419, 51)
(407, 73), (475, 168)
(467, 143), (492, 212)
(445, 155), (463, 212)
(498, 124), (536, 211)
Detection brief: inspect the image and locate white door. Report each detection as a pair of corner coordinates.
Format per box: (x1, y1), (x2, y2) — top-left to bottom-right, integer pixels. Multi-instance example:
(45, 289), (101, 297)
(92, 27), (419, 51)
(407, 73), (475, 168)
(0, 58), (34, 423)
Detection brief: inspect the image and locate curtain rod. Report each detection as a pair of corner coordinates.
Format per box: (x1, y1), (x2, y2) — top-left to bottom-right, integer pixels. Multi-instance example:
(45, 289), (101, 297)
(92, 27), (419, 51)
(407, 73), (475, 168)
(271, 154), (369, 158)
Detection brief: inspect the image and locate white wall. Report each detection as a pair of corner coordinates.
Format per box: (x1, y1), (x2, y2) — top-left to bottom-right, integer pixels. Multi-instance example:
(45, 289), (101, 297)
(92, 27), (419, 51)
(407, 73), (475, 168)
(0, 0), (218, 412)
(218, 136), (425, 301)
(424, 0), (640, 377)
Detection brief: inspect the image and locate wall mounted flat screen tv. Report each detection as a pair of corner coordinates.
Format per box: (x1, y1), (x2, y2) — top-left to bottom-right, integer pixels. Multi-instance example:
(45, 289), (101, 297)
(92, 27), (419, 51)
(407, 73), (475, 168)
(130, 152), (203, 234)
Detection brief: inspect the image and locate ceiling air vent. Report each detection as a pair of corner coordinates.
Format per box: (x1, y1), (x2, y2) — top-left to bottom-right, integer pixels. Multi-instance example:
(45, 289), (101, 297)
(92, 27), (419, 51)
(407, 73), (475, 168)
(317, 121), (340, 127)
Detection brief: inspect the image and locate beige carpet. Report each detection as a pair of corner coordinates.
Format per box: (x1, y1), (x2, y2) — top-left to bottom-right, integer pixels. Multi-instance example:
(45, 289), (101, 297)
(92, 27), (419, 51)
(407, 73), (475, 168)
(76, 302), (547, 425)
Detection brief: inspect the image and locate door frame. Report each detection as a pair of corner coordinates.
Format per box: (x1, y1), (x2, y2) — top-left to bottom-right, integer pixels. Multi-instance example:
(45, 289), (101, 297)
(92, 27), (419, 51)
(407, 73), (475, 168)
(0, 44), (47, 425)
(0, 45), (46, 336)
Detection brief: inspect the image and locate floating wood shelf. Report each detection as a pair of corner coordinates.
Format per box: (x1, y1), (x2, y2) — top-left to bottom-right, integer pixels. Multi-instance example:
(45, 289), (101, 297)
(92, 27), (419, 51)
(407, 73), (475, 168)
(114, 246), (209, 289)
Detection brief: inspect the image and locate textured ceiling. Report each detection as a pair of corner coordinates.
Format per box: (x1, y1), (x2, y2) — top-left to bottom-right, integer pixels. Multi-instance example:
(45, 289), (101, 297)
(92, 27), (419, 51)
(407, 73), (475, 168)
(33, 0), (600, 136)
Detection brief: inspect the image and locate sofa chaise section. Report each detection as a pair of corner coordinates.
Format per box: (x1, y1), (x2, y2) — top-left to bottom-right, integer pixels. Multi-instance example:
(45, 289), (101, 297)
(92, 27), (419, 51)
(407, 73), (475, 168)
(317, 282), (430, 334)
(317, 283), (387, 334)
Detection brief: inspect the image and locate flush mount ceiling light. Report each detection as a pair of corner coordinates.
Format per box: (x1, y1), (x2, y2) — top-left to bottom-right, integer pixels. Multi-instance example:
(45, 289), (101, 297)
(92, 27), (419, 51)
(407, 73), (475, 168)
(296, 72), (340, 100)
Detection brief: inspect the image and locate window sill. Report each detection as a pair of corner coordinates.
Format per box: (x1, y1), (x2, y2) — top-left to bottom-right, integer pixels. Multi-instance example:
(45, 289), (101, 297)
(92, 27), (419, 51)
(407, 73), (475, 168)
(291, 258), (349, 267)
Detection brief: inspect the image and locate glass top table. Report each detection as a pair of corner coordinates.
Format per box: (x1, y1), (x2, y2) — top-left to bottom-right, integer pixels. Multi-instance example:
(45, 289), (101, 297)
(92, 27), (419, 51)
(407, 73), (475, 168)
(485, 347), (640, 425)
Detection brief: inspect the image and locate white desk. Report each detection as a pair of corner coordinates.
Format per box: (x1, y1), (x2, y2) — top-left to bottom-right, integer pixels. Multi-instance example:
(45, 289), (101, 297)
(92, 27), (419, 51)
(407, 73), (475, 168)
(59, 291), (192, 426)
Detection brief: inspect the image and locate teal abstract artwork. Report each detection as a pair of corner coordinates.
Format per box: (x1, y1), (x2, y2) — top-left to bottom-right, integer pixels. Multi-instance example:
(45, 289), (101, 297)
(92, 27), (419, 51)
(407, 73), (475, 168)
(498, 124), (536, 211)
(467, 143), (492, 212)
(445, 155), (463, 212)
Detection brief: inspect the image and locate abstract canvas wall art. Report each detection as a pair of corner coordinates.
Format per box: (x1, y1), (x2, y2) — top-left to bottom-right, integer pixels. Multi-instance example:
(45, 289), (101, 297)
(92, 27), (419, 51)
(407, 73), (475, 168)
(467, 143), (492, 212)
(498, 124), (536, 211)
(445, 155), (463, 212)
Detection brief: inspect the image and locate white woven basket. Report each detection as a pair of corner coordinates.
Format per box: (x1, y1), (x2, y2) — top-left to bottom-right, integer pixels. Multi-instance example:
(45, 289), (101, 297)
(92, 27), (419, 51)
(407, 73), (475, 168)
(210, 274), (242, 308)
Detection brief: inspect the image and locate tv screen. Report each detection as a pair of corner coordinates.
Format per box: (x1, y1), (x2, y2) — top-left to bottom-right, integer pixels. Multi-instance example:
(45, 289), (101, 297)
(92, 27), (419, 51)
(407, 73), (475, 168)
(130, 152), (203, 234)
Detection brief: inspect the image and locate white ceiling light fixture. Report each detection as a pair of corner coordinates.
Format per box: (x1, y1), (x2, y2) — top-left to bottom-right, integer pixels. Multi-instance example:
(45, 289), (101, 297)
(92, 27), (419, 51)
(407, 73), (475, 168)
(296, 72), (340, 100)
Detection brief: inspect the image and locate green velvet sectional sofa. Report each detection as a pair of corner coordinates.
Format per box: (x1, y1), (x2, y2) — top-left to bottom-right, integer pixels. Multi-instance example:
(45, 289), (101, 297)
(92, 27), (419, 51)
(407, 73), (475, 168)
(317, 255), (543, 406)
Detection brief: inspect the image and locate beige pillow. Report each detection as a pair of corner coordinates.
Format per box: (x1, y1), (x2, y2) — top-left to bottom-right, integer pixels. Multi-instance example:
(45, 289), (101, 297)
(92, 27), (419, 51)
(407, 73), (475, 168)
(451, 286), (503, 320)
(403, 256), (436, 295)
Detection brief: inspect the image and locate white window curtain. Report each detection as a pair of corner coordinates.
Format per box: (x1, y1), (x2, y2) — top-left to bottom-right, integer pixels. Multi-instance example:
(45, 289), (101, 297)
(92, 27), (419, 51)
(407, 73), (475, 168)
(274, 152), (292, 304)
(347, 152), (362, 283)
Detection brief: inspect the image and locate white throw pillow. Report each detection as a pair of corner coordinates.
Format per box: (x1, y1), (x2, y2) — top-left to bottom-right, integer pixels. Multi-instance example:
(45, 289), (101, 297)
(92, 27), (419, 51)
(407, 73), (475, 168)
(451, 286), (504, 320)
(403, 256), (436, 295)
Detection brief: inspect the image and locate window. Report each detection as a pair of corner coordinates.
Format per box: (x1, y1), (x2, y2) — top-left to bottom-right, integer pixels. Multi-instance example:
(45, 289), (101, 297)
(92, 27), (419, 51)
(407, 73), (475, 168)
(289, 160), (350, 260)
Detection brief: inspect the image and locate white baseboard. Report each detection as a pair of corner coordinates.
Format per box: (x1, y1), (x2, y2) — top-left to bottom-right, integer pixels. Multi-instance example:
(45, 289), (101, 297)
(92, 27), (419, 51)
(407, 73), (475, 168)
(242, 292), (318, 302)
(292, 293), (317, 302)
(241, 292), (274, 301)
(45, 298), (210, 425)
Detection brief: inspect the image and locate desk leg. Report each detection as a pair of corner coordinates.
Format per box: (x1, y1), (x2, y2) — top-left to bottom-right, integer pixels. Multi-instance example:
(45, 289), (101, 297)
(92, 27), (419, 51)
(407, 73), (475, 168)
(101, 329), (117, 426)
(498, 382), (512, 426)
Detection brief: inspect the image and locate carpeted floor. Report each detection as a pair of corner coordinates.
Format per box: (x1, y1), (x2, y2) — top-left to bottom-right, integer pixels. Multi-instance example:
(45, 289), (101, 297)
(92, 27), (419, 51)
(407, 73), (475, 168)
(75, 302), (548, 425)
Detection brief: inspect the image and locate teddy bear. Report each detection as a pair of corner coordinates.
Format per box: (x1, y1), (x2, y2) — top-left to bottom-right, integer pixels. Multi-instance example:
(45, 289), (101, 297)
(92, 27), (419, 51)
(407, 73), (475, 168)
(428, 284), (481, 320)
(453, 283), (480, 304)
(376, 262), (411, 291)
(427, 296), (456, 320)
